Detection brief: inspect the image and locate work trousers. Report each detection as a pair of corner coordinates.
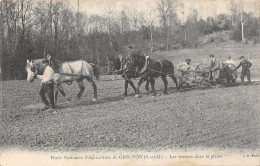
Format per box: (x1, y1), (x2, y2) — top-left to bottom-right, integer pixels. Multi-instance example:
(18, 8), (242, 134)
(241, 70), (251, 83)
(39, 80), (55, 108)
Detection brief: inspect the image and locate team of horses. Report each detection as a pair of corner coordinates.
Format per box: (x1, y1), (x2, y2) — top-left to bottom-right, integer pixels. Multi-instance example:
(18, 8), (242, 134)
(26, 52), (234, 107)
(112, 53), (179, 97)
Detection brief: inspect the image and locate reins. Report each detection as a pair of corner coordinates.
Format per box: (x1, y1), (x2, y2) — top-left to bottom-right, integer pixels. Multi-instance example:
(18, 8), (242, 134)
(113, 67), (138, 81)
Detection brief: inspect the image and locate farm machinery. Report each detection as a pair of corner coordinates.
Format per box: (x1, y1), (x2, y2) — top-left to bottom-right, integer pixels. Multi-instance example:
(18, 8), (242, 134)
(178, 63), (237, 88)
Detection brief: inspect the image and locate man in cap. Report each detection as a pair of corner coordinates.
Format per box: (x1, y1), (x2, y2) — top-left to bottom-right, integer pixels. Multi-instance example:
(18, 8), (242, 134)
(225, 55), (235, 65)
(36, 59), (55, 110)
(235, 56), (252, 84)
(207, 54), (221, 86)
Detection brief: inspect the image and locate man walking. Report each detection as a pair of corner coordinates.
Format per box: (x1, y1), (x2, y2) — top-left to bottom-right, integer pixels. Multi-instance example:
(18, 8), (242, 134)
(37, 59), (55, 110)
(235, 56), (252, 84)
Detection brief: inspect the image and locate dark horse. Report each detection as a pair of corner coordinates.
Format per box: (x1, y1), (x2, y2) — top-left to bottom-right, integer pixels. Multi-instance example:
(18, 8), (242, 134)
(112, 53), (179, 97)
(111, 54), (150, 97)
(127, 55), (179, 96)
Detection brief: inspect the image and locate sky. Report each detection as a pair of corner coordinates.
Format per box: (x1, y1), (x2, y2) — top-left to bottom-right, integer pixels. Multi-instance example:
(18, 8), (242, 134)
(66, 0), (259, 22)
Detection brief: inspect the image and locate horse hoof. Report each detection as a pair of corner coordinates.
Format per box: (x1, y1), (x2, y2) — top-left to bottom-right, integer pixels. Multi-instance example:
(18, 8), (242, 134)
(152, 93), (156, 97)
(135, 94), (141, 98)
(92, 98), (97, 102)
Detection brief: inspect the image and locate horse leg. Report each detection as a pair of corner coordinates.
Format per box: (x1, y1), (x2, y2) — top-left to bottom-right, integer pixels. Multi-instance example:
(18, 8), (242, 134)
(170, 75), (179, 91)
(161, 76), (168, 94)
(128, 80), (137, 95)
(145, 77), (150, 92)
(86, 76), (97, 101)
(76, 78), (85, 100)
(135, 77), (146, 98)
(123, 80), (128, 96)
(136, 77), (146, 94)
(149, 77), (156, 96)
(123, 76), (137, 96)
(54, 85), (59, 105)
(57, 84), (71, 101)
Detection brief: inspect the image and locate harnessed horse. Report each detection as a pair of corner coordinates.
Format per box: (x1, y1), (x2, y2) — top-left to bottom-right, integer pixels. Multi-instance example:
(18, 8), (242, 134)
(112, 54), (150, 97)
(126, 55), (179, 96)
(25, 57), (99, 105)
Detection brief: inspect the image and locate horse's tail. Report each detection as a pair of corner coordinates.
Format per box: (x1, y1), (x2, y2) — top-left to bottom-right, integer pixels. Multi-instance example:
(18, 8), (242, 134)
(90, 63), (100, 80)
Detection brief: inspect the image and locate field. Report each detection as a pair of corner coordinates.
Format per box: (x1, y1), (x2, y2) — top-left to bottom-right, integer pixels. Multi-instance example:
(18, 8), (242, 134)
(0, 43), (260, 152)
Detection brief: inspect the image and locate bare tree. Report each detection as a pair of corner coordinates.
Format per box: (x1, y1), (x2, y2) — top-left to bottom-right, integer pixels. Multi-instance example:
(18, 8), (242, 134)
(156, 0), (179, 50)
(143, 3), (157, 54)
(120, 9), (130, 35)
(229, 0), (249, 43)
(104, 0), (116, 55)
(236, 0), (250, 43)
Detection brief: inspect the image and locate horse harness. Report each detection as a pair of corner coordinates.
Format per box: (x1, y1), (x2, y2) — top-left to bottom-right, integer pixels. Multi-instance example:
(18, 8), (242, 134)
(30, 61), (39, 77)
(113, 58), (140, 81)
(140, 59), (175, 77)
(58, 60), (84, 85)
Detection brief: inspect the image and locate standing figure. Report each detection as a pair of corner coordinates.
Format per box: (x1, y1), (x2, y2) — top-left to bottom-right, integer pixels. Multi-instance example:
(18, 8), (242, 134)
(225, 55), (235, 65)
(207, 54), (221, 86)
(235, 56), (252, 84)
(37, 59), (55, 110)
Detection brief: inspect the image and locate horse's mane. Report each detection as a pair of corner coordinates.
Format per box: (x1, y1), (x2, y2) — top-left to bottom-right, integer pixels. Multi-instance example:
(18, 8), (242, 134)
(51, 58), (63, 65)
(50, 58), (63, 72)
(130, 53), (146, 68)
(32, 59), (45, 74)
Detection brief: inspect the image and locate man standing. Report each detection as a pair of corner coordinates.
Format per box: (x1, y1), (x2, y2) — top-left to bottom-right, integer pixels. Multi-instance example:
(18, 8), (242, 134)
(207, 54), (221, 86)
(235, 56), (252, 84)
(225, 55), (235, 65)
(37, 59), (55, 110)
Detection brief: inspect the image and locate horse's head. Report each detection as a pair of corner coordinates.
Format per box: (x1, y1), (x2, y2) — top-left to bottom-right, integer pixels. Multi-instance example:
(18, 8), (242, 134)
(111, 57), (122, 71)
(25, 60), (37, 82)
(126, 53), (146, 71)
(25, 59), (45, 82)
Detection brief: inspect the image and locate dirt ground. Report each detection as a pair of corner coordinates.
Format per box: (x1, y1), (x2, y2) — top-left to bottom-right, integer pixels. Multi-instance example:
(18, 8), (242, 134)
(0, 74), (259, 152)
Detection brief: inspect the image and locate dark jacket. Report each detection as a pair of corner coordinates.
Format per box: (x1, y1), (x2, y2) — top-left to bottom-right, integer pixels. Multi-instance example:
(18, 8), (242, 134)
(209, 58), (221, 71)
(236, 59), (252, 71)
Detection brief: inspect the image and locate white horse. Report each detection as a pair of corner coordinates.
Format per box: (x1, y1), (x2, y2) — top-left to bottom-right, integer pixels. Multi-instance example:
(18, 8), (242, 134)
(25, 57), (99, 104)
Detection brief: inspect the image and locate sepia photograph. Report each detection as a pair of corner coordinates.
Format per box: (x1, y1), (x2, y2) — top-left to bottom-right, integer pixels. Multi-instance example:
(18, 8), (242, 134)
(0, 0), (259, 165)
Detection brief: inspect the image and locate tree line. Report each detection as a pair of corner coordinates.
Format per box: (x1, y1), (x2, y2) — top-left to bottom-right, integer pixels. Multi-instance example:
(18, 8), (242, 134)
(1, 0), (260, 80)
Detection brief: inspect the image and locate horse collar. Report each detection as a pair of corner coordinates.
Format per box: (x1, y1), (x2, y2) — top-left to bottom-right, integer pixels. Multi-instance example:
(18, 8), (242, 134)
(31, 60), (39, 75)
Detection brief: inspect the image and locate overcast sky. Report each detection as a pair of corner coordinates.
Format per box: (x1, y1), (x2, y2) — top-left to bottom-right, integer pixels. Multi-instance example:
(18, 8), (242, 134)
(67, 0), (259, 22)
